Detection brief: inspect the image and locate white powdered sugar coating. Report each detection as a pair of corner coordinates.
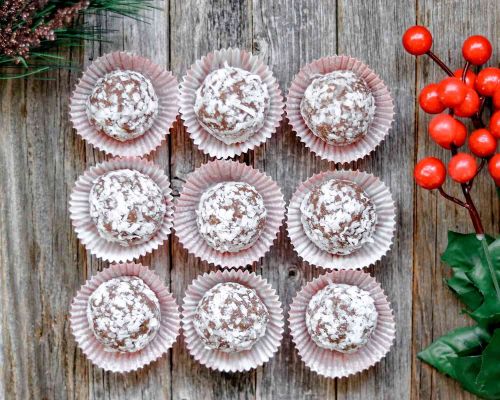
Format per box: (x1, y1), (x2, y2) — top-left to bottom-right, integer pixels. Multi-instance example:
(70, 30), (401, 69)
(300, 179), (377, 255)
(194, 282), (269, 353)
(300, 70), (376, 146)
(89, 169), (166, 246)
(86, 70), (158, 142)
(87, 276), (161, 353)
(306, 283), (377, 353)
(196, 181), (267, 253)
(194, 65), (270, 144)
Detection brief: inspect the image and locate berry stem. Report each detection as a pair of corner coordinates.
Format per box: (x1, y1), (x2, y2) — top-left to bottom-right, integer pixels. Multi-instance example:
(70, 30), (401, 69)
(450, 146), (485, 234)
(426, 51), (454, 76)
(461, 61), (470, 82)
(438, 187), (468, 208)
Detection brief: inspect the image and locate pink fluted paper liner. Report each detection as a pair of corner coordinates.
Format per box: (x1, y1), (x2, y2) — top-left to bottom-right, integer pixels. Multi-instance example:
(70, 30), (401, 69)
(179, 48), (284, 158)
(69, 157), (174, 263)
(287, 170), (395, 270)
(70, 263), (181, 372)
(286, 55), (394, 163)
(70, 52), (179, 157)
(174, 160), (285, 268)
(289, 270), (395, 378)
(182, 269), (284, 372)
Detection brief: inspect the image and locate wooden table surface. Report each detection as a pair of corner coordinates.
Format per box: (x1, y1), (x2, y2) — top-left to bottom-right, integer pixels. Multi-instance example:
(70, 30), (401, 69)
(1, 0), (500, 399)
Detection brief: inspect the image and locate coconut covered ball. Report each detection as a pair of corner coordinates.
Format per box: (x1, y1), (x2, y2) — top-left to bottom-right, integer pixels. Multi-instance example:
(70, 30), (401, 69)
(87, 276), (161, 353)
(193, 282), (269, 353)
(196, 181), (267, 252)
(89, 169), (166, 246)
(306, 283), (377, 353)
(194, 65), (270, 144)
(300, 179), (377, 255)
(86, 70), (158, 141)
(300, 70), (376, 146)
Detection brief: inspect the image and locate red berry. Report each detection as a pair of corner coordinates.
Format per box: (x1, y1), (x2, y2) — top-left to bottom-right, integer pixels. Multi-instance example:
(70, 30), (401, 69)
(490, 111), (500, 139)
(438, 77), (468, 107)
(419, 83), (445, 114)
(448, 153), (478, 183)
(468, 129), (497, 157)
(454, 68), (476, 88)
(493, 88), (500, 109)
(429, 114), (467, 149)
(402, 26), (433, 56)
(489, 154), (500, 181)
(475, 67), (500, 97)
(414, 157), (446, 189)
(462, 35), (493, 65)
(453, 88), (480, 117)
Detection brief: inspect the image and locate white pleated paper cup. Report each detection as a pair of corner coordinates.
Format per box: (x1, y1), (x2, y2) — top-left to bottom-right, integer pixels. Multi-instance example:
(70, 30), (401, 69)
(70, 263), (181, 373)
(182, 269), (284, 372)
(69, 157), (174, 263)
(179, 48), (284, 158)
(286, 55), (394, 163)
(70, 52), (179, 157)
(174, 160), (285, 268)
(286, 169), (395, 270)
(289, 270), (395, 379)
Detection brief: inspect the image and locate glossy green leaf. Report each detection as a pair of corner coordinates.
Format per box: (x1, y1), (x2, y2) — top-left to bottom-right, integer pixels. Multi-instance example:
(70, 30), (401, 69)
(448, 356), (494, 398)
(446, 270), (483, 310)
(441, 231), (494, 271)
(475, 329), (500, 397)
(418, 325), (490, 379)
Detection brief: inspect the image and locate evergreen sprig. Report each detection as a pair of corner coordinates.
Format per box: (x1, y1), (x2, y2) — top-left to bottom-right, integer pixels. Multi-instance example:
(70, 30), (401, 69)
(0, 0), (158, 79)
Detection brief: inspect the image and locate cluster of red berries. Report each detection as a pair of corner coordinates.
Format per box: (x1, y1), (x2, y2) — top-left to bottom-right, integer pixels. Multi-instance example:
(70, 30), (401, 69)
(402, 26), (500, 189)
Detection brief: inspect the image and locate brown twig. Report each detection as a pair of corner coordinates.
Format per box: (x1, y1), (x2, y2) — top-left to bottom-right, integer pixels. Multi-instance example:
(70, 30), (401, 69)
(426, 50), (454, 76)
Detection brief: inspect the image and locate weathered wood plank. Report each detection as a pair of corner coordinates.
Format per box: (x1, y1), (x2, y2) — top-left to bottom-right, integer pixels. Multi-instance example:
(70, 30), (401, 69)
(168, 1), (257, 399)
(251, 0), (337, 398)
(335, 1), (416, 400)
(413, 1), (500, 399)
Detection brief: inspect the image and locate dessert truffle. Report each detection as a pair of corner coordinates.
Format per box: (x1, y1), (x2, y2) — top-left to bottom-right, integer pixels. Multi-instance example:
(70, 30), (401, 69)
(300, 70), (376, 146)
(196, 181), (266, 252)
(194, 65), (270, 144)
(89, 169), (166, 246)
(87, 276), (161, 352)
(193, 282), (269, 352)
(86, 70), (158, 141)
(300, 179), (377, 255)
(306, 283), (377, 353)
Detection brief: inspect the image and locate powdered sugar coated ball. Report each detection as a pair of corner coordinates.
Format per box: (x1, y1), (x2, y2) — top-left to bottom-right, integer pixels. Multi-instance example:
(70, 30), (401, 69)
(194, 282), (269, 353)
(300, 70), (375, 146)
(196, 182), (266, 252)
(300, 179), (377, 255)
(89, 169), (166, 246)
(306, 283), (377, 353)
(86, 70), (158, 141)
(87, 276), (161, 353)
(194, 65), (270, 144)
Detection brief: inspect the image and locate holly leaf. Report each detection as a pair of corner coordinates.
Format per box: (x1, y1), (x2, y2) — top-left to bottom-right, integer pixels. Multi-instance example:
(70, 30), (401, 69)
(475, 329), (500, 398)
(418, 325), (490, 379)
(447, 270), (483, 310)
(442, 231), (494, 309)
(468, 238), (500, 326)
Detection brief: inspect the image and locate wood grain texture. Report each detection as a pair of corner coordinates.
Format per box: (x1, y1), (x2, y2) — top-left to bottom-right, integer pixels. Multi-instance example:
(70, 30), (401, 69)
(1, 0), (499, 399)
(412, 2), (500, 400)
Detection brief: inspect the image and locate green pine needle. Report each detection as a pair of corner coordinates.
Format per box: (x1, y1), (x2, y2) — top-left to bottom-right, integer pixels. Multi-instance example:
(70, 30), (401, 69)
(0, 0), (159, 79)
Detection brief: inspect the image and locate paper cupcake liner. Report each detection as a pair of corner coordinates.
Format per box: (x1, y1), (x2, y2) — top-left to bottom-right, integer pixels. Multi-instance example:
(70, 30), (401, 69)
(69, 157), (174, 263)
(289, 270), (395, 378)
(287, 169), (395, 270)
(182, 269), (284, 372)
(286, 55), (394, 163)
(174, 160), (285, 268)
(179, 48), (284, 158)
(70, 263), (181, 372)
(70, 52), (179, 157)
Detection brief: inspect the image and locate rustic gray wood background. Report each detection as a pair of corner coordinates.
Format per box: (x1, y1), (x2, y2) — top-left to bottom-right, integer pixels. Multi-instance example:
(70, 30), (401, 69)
(1, 0), (500, 399)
